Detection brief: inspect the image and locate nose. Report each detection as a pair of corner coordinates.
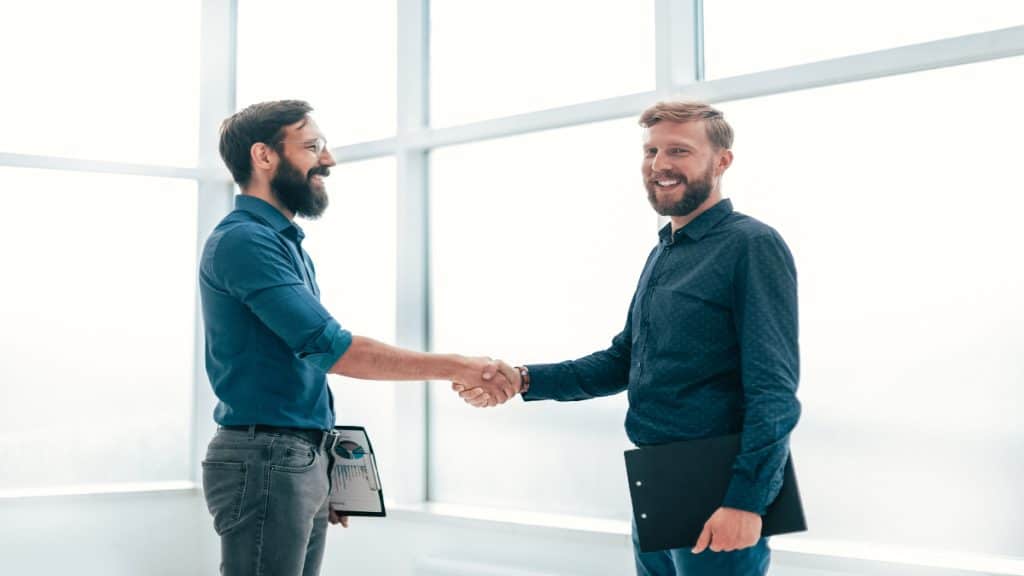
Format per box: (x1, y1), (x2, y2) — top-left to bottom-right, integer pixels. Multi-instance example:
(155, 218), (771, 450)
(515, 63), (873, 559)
(320, 147), (337, 167)
(651, 151), (672, 173)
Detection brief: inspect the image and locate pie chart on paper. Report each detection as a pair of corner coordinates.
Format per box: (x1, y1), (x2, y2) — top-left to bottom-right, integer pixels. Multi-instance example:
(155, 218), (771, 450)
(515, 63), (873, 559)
(335, 440), (366, 460)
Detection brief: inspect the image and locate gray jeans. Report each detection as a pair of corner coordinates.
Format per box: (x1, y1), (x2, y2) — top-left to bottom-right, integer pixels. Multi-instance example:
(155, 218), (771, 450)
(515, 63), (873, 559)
(202, 427), (337, 576)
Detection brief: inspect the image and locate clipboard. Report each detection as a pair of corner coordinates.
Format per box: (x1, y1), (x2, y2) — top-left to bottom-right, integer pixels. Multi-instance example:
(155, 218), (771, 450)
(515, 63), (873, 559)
(329, 425), (386, 517)
(625, 434), (805, 552)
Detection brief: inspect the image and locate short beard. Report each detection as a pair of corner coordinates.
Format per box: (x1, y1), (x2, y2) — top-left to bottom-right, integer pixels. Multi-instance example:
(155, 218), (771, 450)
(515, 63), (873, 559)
(646, 164), (714, 217)
(271, 157), (330, 219)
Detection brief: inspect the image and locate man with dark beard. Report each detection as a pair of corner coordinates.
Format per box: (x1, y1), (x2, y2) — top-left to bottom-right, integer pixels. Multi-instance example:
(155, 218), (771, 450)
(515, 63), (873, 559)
(455, 101), (801, 576)
(199, 100), (518, 576)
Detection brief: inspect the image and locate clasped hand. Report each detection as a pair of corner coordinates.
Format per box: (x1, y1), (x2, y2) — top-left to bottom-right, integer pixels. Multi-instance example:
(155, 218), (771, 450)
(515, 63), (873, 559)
(451, 358), (521, 407)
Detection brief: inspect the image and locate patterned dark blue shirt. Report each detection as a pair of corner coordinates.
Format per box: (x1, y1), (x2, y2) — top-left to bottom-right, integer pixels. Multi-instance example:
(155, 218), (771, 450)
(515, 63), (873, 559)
(199, 195), (352, 430)
(524, 199), (801, 514)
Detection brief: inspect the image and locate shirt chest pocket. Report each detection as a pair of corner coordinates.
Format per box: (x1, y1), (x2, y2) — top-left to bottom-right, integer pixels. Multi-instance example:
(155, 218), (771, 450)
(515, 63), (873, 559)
(647, 287), (734, 353)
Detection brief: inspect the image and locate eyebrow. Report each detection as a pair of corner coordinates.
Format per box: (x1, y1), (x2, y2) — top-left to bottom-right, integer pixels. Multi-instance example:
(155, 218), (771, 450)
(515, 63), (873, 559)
(644, 142), (695, 149)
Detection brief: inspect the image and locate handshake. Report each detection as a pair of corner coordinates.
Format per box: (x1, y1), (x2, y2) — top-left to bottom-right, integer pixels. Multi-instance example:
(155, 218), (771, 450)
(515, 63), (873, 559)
(450, 357), (523, 408)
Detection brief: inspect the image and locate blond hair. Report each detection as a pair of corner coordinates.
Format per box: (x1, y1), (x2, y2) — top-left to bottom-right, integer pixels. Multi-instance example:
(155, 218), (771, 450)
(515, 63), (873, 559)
(638, 101), (734, 150)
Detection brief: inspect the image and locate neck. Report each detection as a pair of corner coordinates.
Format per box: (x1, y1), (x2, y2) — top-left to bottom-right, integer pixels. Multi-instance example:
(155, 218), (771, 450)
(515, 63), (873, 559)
(242, 185), (294, 221)
(669, 188), (722, 234)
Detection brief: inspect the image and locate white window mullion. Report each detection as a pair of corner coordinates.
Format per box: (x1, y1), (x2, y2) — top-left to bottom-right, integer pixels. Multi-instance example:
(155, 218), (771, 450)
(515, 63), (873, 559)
(656, 0), (701, 95)
(191, 0), (238, 484)
(394, 0), (431, 506)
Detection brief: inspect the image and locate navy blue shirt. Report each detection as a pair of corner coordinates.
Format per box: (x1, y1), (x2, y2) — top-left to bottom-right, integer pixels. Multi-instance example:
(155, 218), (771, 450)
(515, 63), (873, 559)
(199, 195), (352, 430)
(524, 199), (801, 514)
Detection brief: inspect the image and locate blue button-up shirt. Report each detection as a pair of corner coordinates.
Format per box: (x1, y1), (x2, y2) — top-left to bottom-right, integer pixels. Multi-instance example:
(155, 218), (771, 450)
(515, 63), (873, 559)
(199, 195), (352, 430)
(524, 199), (801, 514)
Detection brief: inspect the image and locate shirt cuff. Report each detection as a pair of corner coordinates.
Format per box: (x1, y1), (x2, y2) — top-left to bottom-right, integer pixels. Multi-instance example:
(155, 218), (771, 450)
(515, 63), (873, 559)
(520, 363), (556, 401)
(299, 319), (353, 373)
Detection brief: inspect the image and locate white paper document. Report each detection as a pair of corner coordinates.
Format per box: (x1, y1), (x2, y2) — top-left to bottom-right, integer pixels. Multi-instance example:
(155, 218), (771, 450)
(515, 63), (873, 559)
(329, 426), (386, 516)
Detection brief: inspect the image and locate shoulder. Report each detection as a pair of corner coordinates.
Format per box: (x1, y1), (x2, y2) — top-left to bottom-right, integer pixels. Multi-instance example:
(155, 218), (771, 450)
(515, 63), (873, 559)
(201, 212), (291, 276)
(721, 211), (781, 240)
(714, 212), (796, 278)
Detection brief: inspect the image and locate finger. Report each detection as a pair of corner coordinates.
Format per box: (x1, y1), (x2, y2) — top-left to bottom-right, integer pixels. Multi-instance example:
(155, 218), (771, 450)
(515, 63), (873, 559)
(495, 372), (515, 400)
(452, 383), (464, 392)
(329, 509), (341, 525)
(692, 523), (712, 554)
(460, 387), (486, 400)
(496, 361), (521, 391)
(340, 515), (349, 528)
(491, 384), (510, 404)
(481, 358), (499, 381)
(469, 393), (492, 407)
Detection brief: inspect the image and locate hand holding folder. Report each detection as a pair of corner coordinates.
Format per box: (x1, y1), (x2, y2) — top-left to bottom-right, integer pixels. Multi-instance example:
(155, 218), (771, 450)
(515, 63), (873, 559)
(625, 434), (806, 553)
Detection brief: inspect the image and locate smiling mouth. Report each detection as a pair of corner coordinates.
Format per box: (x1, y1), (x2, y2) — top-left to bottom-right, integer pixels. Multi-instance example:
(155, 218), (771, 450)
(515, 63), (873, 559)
(652, 178), (681, 188)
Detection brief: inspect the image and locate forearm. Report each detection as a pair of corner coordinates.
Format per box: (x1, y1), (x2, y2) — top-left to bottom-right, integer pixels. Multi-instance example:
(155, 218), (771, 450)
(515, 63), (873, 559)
(525, 345), (630, 402)
(329, 335), (466, 382)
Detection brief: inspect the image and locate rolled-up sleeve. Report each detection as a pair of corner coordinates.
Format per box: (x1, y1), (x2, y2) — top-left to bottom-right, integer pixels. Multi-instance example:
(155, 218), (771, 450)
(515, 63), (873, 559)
(211, 224), (352, 372)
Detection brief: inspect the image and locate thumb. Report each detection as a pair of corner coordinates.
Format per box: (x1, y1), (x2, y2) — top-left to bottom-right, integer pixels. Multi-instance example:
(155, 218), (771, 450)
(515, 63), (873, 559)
(481, 358), (498, 381)
(692, 523), (712, 554)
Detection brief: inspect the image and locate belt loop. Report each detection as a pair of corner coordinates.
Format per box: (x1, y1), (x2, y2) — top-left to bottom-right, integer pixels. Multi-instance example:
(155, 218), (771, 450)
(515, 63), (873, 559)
(247, 424), (256, 440)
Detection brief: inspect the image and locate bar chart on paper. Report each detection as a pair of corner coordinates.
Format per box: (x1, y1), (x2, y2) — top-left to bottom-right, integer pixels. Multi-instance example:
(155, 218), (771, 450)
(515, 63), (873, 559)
(336, 463), (375, 491)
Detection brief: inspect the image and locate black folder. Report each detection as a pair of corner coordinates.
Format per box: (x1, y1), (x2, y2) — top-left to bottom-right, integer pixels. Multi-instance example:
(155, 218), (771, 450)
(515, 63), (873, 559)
(625, 434), (806, 552)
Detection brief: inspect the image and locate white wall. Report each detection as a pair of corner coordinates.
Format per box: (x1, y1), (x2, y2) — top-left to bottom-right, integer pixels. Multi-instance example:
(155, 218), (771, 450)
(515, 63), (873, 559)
(0, 490), (214, 576)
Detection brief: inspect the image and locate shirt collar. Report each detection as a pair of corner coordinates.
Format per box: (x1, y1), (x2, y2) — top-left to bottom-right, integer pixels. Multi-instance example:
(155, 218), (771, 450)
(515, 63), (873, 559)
(658, 198), (734, 244)
(235, 194), (305, 242)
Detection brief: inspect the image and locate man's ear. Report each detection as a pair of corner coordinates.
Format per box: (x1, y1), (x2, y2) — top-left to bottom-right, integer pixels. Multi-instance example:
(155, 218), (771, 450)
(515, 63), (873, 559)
(716, 149), (734, 176)
(250, 142), (277, 172)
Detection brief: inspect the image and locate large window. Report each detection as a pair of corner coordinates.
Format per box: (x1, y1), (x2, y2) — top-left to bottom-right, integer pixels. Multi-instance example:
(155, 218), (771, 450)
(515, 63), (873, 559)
(703, 0), (1024, 79)
(236, 0), (397, 145)
(4, 1), (1021, 570)
(0, 169), (197, 491)
(0, 0), (200, 166)
(429, 119), (658, 518)
(719, 55), (1024, 557)
(430, 0), (655, 127)
(0, 0), (201, 494)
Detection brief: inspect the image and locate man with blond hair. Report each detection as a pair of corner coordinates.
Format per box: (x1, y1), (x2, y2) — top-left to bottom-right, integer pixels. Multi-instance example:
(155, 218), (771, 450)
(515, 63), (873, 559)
(456, 101), (800, 575)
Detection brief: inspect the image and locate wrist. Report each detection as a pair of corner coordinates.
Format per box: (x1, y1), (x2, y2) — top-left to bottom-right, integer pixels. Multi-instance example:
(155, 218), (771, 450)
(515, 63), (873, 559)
(515, 365), (531, 395)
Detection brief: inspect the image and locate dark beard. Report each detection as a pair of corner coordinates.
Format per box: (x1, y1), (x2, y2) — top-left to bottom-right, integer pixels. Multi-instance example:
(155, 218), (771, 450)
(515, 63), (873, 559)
(646, 166), (713, 217)
(271, 158), (330, 219)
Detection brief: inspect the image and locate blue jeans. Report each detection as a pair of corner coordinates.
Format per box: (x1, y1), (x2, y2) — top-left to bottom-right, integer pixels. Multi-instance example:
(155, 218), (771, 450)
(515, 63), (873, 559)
(632, 520), (770, 576)
(202, 427), (337, 576)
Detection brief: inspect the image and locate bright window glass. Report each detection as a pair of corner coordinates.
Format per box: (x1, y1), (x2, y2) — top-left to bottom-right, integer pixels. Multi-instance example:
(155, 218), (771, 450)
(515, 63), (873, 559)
(0, 0), (200, 166)
(300, 157), (399, 495)
(704, 0), (1024, 79)
(0, 168), (197, 490)
(236, 0), (397, 145)
(719, 56), (1024, 556)
(429, 119), (659, 518)
(430, 0), (655, 127)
